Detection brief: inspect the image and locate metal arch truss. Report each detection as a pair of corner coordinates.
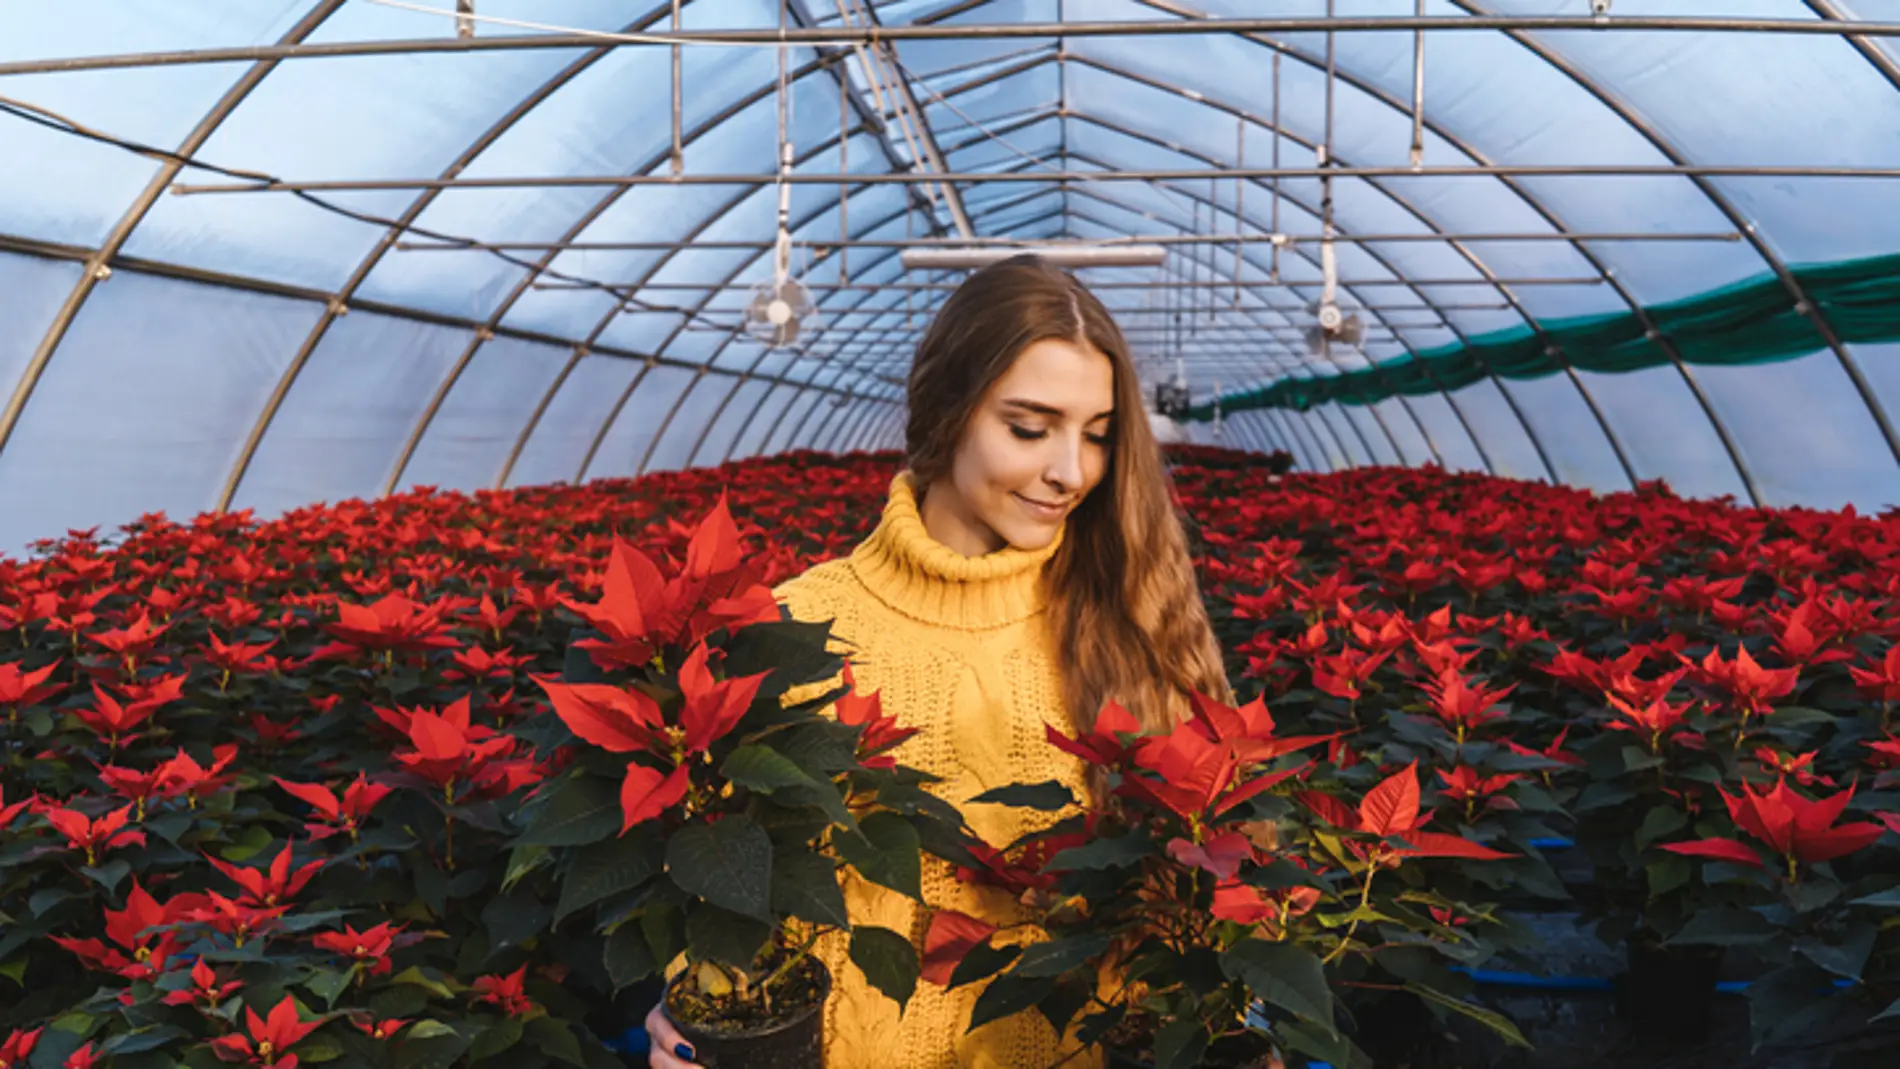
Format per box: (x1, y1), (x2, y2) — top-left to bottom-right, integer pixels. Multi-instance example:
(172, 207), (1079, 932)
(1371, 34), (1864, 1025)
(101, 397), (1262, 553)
(4, 3), (1898, 507)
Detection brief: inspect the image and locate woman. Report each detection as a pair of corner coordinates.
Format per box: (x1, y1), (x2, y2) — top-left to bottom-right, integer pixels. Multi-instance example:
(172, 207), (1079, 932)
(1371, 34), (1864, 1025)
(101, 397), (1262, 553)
(647, 254), (1233, 1068)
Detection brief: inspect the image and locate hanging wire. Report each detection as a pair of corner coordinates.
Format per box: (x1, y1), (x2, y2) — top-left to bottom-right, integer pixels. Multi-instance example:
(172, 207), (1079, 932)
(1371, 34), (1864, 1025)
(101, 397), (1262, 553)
(0, 92), (734, 332)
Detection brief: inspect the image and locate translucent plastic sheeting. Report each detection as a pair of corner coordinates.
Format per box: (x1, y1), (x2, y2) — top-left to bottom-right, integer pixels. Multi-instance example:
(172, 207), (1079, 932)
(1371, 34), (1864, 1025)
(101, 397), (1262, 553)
(0, 254), (84, 409)
(1493, 372), (1632, 494)
(644, 373), (742, 473)
(1444, 378), (1548, 482)
(0, 1), (300, 248)
(1400, 391), (1486, 474)
(1694, 351), (1900, 510)
(0, 272), (318, 555)
(583, 363), (699, 481)
(398, 335), (572, 493)
(1368, 399), (1433, 466)
(1573, 365), (1753, 503)
(1338, 404), (1401, 467)
(504, 354), (642, 488)
(230, 312), (469, 518)
(728, 382), (799, 461)
(762, 388), (826, 455)
(688, 378), (774, 468)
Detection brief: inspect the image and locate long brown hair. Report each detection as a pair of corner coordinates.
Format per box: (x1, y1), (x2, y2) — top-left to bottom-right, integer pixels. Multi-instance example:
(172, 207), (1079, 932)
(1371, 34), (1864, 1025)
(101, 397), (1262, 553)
(904, 254), (1233, 734)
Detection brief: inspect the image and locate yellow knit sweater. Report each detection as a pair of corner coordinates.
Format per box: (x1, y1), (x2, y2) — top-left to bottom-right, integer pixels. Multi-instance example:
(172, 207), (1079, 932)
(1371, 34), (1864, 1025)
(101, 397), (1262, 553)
(772, 471), (1105, 1069)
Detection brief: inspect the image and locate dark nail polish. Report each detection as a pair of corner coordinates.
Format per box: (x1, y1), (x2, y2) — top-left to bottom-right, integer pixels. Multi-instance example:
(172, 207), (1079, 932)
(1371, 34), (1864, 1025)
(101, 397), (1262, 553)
(673, 1041), (696, 1061)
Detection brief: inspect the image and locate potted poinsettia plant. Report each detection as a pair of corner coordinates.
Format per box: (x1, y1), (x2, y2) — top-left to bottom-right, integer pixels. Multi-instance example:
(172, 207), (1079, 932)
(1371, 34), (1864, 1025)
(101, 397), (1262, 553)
(925, 691), (1528, 1069)
(517, 498), (967, 1068)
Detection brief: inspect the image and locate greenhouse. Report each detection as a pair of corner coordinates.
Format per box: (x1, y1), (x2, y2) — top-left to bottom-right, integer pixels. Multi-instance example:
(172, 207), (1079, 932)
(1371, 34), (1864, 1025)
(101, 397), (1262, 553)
(3, 4), (1900, 1069)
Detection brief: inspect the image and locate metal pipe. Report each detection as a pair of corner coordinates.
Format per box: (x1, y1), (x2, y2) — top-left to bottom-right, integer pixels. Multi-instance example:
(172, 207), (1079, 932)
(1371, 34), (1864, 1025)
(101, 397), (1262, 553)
(19, 15), (1900, 77)
(0, 1), (350, 466)
(422, 229), (1738, 252)
(174, 162), (1900, 194)
(900, 243), (1168, 269)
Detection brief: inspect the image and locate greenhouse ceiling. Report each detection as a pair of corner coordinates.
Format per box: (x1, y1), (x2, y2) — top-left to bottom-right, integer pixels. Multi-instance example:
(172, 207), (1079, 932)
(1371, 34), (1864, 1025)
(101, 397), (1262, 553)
(5, 1), (1900, 554)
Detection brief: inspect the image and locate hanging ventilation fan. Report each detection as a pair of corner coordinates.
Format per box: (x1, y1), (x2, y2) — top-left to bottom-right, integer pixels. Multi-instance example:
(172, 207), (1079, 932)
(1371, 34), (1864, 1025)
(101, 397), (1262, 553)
(743, 143), (814, 349)
(1304, 230), (1366, 357)
(744, 226), (814, 348)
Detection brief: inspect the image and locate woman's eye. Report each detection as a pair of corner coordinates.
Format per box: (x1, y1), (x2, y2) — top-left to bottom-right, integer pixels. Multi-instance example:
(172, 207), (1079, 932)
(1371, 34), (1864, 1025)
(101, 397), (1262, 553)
(1009, 425), (1047, 441)
(1086, 433), (1110, 446)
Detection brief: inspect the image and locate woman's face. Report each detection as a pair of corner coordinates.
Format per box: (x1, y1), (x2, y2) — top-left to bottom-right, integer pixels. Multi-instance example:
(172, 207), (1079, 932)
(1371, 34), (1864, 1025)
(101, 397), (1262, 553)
(920, 337), (1116, 557)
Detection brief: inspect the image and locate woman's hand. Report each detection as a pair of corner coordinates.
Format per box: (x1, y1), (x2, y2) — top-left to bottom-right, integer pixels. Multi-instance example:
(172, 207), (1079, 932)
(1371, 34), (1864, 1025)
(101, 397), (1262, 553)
(644, 1001), (697, 1068)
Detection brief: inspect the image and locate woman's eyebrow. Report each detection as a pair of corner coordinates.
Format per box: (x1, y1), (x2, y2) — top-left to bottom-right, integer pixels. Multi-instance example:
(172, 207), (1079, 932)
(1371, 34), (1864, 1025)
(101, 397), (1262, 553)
(1000, 398), (1114, 421)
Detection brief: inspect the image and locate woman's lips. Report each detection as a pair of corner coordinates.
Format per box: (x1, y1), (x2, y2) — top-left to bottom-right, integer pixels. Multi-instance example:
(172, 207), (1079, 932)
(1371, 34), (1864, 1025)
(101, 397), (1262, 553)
(1013, 493), (1069, 521)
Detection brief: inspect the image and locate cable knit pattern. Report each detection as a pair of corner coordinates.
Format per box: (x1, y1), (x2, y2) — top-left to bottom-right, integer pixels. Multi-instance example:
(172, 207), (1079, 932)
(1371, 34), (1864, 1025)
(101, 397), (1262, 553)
(772, 471), (1104, 1069)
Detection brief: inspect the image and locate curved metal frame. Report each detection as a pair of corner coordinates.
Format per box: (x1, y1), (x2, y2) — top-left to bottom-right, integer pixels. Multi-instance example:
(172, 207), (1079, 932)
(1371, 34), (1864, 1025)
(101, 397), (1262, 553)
(0, 0), (349, 459)
(8, 3), (1898, 503)
(381, 50), (894, 494)
(574, 48), (1073, 482)
(1459, 0), (1900, 493)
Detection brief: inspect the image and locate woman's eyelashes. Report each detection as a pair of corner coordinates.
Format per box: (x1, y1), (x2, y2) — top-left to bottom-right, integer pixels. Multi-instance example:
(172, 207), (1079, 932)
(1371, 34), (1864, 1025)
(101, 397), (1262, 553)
(1007, 424), (1111, 445)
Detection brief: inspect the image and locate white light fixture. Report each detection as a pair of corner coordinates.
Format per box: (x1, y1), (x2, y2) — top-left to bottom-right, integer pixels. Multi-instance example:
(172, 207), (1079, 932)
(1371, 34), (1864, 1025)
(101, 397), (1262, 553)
(900, 244), (1168, 271)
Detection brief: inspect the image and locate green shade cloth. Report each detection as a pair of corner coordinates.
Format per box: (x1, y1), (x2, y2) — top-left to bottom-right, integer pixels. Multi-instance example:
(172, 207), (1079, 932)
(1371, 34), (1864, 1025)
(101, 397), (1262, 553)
(1185, 251), (1900, 420)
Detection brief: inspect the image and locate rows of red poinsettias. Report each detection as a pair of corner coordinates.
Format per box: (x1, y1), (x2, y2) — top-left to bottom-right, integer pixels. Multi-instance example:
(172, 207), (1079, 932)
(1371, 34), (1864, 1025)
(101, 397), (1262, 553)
(1, 443), (1897, 1069)
(0, 453), (895, 1069)
(1169, 446), (1900, 1052)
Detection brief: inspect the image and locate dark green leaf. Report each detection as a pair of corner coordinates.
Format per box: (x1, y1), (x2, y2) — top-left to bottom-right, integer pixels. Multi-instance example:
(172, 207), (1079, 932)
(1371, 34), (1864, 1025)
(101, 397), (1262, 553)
(1667, 907), (1776, 947)
(1634, 805), (1688, 850)
(1221, 940), (1335, 1034)
(723, 744), (824, 794)
(1645, 855), (1691, 898)
(1242, 858), (1326, 891)
(719, 620), (841, 697)
(1044, 833), (1154, 872)
(968, 974), (1056, 1031)
(1849, 887), (1900, 907)
(1404, 982), (1530, 1048)
(1872, 995), (1900, 1023)
(776, 721), (862, 775)
(467, 1016), (524, 1063)
(79, 861), (130, 897)
(849, 926), (919, 1009)
(723, 745), (854, 827)
(303, 966), (357, 1011)
(1794, 926), (1875, 982)
(1620, 745), (1664, 773)
(556, 825), (665, 923)
(516, 774), (621, 847)
(394, 1030), (472, 1069)
(666, 815), (773, 920)
(1152, 1021), (1209, 1069)
(483, 890), (554, 957)
(1763, 706), (1838, 729)
(29, 888), (75, 917)
(685, 903), (772, 968)
(833, 812), (922, 900)
(524, 1017), (587, 1067)
(967, 781), (1076, 812)
(1074, 1007), (1125, 1048)
(1745, 964), (1856, 1050)
(100, 1026), (188, 1055)
(1276, 1018), (1374, 1069)
(770, 851), (850, 929)
(947, 941), (1021, 990)
(1035, 977), (1092, 1037)
(604, 922), (657, 991)
(1010, 935), (1110, 979)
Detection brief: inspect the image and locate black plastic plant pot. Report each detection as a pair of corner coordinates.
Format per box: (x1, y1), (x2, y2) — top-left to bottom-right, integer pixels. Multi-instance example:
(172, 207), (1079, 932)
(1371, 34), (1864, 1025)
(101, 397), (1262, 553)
(1618, 935), (1721, 1043)
(662, 959), (831, 1069)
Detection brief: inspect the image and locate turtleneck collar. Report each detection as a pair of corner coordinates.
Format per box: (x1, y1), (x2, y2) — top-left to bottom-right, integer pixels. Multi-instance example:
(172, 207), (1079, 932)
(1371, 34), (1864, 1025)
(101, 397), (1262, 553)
(848, 470), (1063, 630)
